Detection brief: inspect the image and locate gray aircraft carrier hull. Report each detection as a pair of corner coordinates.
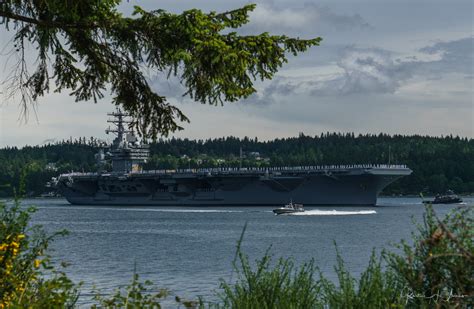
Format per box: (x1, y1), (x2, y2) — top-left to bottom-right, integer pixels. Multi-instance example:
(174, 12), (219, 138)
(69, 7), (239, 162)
(56, 165), (411, 206)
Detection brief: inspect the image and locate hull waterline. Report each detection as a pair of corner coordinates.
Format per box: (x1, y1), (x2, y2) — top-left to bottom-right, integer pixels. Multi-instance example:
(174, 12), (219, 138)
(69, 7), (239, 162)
(57, 165), (412, 206)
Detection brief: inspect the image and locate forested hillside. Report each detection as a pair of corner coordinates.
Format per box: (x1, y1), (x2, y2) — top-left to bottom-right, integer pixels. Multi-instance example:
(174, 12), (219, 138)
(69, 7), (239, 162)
(1, 133), (473, 197)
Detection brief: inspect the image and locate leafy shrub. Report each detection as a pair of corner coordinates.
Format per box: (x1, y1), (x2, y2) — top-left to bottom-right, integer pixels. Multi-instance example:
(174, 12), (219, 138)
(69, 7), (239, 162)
(0, 199), (78, 308)
(385, 205), (473, 307)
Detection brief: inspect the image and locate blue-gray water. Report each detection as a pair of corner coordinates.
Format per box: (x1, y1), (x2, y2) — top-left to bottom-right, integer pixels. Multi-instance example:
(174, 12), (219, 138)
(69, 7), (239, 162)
(16, 197), (473, 305)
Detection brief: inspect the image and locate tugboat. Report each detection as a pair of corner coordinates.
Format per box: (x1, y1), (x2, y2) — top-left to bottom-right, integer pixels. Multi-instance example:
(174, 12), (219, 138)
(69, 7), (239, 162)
(273, 200), (305, 215)
(423, 190), (463, 204)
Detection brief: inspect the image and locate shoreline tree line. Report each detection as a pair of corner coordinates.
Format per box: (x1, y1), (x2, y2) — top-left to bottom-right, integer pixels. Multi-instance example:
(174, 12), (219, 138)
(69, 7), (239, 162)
(0, 132), (473, 197)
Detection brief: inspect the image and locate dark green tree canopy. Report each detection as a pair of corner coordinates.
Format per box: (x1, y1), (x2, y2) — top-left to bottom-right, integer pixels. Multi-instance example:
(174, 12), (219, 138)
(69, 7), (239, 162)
(0, 1), (321, 139)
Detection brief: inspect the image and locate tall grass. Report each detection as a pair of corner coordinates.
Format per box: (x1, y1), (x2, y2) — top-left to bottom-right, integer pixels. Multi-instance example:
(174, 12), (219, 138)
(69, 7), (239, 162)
(318, 250), (405, 308)
(217, 250), (321, 308)
(215, 242), (405, 308)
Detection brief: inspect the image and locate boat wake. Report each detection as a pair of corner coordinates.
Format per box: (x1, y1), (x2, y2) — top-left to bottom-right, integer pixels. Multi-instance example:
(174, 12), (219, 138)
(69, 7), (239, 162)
(36, 206), (243, 213)
(130, 208), (244, 213)
(289, 209), (377, 216)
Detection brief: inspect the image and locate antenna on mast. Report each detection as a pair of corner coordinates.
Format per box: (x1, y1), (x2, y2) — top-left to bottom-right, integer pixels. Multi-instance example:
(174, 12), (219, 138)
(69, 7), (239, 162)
(103, 108), (149, 172)
(105, 108), (134, 149)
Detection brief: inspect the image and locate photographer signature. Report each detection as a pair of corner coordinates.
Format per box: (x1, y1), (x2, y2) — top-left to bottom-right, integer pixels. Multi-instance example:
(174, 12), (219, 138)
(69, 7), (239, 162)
(403, 288), (467, 304)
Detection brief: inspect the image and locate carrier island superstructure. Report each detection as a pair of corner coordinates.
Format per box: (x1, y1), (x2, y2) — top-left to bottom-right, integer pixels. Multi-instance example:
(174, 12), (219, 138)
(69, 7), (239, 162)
(53, 110), (412, 206)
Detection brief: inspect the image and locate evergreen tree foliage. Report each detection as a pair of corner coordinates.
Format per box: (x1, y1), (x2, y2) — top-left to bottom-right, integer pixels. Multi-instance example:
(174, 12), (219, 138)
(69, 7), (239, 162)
(0, 133), (473, 197)
(0, 1), (320, 138)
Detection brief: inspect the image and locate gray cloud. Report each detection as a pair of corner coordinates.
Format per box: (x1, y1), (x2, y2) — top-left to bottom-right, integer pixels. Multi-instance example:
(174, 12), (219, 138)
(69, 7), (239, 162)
(149, 73), (188, 102)
(314, 6), (371, 31)
(151, 37), (472, 107)
(245, 37), (473, 104)
(242, 2), (371, 35)
(332, 47), (412, 95)
(241, 47), (412, 105)
(417, 37), (474, 77)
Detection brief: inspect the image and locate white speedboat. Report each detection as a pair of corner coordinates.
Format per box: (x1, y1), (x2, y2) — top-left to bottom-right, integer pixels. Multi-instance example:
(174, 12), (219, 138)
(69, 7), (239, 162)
(273, 201), (305, 215)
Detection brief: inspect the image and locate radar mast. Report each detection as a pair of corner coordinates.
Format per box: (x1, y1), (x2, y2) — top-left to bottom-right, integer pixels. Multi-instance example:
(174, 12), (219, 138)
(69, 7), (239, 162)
(105, 108), (149, 172)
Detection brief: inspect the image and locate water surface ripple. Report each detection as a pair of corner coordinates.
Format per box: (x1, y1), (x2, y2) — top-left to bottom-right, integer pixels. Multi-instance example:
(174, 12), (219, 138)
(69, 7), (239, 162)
(17, 197), (472, 305)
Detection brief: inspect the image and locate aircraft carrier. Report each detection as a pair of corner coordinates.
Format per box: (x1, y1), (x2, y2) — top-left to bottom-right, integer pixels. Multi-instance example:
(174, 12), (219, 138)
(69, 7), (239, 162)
(53, 110), (412, 206)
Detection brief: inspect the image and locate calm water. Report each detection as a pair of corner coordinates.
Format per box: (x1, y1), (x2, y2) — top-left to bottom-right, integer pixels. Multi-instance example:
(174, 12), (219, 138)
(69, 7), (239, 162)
(14, 197), (473, 305)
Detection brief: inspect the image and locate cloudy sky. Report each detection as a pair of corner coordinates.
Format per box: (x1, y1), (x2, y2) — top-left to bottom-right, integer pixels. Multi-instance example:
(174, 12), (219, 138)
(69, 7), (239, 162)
(0, 0), (472, 147)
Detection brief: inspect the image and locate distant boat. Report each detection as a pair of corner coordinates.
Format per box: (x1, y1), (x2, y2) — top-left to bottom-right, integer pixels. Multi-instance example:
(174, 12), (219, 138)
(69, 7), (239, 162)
(422, 190), (463, 204)
(273, 200), (305, 215)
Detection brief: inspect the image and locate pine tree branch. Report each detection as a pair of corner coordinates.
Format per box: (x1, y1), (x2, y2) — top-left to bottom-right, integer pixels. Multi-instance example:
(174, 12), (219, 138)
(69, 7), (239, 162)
(0, 9), (99, 29)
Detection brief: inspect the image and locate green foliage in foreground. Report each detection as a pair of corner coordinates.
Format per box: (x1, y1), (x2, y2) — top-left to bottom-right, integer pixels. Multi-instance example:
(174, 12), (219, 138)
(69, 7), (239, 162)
(217, 245), (322, 308)
(317, 252), (404, 308)
(1, 201), (473, 308)
(385, 205), (473, 307)
(0, 200), (78, 308)
(1, 2), (319, 138)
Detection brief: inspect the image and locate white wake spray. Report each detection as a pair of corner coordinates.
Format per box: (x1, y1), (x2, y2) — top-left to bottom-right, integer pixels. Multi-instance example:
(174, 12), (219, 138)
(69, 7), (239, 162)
(37, 206), (243, 213)
(289, 209), (376, 216)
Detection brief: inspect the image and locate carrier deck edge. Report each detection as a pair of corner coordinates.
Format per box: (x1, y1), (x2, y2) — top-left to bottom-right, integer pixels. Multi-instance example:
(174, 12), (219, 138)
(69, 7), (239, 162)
(53, 110), (412, 206)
